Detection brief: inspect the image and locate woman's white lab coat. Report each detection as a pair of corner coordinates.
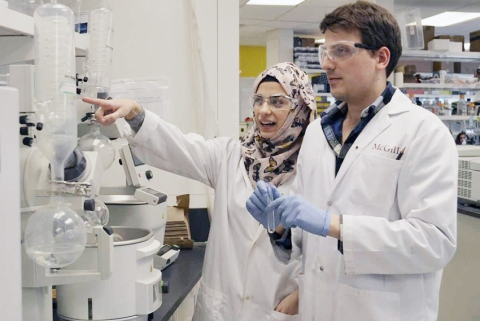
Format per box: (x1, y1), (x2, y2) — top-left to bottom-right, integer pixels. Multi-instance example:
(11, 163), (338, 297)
(125, 110), (301, 321)
(282, 90), (457, 321)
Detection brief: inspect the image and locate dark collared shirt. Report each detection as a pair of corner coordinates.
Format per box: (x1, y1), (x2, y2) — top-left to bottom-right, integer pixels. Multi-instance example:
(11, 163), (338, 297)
(321, 82), (396, 176)
(321, 82), (396, 254)
(271, 83), (397, 252)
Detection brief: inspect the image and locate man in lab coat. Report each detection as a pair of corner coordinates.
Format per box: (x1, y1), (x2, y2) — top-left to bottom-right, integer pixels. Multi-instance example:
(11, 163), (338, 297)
(247, 1), (458, 320)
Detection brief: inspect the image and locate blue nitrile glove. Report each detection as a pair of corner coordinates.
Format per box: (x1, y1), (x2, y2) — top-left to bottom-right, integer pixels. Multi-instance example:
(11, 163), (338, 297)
(246, 180), (282, 229)
(266, 195), (331, 237)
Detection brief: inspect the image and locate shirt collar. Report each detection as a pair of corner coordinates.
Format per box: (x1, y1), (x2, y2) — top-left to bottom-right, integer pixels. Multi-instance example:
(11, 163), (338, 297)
(322, 82), (395, 119)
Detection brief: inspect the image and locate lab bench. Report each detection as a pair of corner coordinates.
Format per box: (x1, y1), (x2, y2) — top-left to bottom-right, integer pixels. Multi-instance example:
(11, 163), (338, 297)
(53, 246), (205, 321)
(151, 246), (205, 321)
(457, 202), (480, 219)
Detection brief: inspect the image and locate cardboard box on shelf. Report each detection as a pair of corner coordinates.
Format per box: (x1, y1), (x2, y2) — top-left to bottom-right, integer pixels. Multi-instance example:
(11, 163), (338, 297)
(301, 37), (315, 47)
(433, 61), (462, 74)
(428, 39), (450, 51)
(470, 30), (480, 52)
(165, 194), (191, 244)
(423, 26), (435, 50)
(435, 35), (465, 51)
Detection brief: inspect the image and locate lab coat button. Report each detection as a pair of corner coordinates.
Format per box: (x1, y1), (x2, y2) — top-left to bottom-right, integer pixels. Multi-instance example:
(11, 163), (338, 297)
(327, 201), (332, 206)
(320, 266), (324, 271)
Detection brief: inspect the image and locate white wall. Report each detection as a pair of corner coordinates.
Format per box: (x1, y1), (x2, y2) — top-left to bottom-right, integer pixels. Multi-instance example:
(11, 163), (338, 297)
(79, 0), (238, 208)
(240, 77), (255, 122)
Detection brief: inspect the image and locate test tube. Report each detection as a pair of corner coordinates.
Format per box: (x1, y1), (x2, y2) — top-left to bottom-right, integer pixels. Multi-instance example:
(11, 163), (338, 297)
(267, 184), (276, 233)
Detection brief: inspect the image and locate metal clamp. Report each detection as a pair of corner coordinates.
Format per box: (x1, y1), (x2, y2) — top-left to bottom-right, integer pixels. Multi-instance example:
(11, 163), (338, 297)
(48, 180), (92, 197)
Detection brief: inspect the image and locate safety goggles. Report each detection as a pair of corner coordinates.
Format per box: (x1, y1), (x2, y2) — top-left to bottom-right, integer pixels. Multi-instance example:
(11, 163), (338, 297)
(251, 94), (297, 111)
(318, 41), (380, 64)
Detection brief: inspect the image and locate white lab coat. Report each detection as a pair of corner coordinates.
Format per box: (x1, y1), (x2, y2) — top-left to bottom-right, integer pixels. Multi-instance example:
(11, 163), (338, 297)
(282, 90), (458, 321)
(125, 110), (301, 321)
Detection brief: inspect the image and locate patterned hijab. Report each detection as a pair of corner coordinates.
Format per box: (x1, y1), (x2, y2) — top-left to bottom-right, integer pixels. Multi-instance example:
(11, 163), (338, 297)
(241, 62), (316, 188)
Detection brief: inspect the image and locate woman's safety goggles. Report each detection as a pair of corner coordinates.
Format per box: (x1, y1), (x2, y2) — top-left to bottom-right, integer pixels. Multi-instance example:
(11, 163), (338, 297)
(251, 94), (297, 111)
(318, 41), (380, 64)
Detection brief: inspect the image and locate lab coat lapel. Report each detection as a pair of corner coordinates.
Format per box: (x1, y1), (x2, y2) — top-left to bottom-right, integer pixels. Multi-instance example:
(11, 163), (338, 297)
(330, 107), (392, 193)
(240, 157), (268, 243)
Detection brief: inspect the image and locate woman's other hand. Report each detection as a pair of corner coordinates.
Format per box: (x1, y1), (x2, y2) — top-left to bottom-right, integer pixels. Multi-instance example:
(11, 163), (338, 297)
(82, 97), (142, 126)
(275, 289), (299, 315)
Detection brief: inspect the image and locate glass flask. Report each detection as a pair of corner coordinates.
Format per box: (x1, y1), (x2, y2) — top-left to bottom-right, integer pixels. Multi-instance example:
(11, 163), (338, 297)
(78, 122), (115, 171)
(82, 199), (110, 229)
(24, 201), (87, 268)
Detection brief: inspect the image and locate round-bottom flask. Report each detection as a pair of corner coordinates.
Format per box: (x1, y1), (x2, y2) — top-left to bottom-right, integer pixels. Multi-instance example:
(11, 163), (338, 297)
(83, 199), (109, 229)
(24, 201), (87, 268)
(78, 122), (115, 171)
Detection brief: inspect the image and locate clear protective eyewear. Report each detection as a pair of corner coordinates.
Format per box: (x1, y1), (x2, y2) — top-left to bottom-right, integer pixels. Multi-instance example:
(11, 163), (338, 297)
(318, 41), (380, 64)
(251, 94), (297, 111)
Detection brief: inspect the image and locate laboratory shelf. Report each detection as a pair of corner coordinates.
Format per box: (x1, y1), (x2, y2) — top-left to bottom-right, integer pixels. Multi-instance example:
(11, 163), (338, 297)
(400, 50), (480, 62)
(0, 5), (32, 36)
(398, 83), (480, 90)
(305, 69), (326, 74)
(0, 6), (86, 65)
(438, 116), (473, 121)
(316, 93), (332, 97)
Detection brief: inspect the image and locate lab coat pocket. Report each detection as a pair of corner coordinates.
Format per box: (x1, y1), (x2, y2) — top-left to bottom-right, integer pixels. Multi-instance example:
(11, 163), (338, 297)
(270, 310), (300, 321)
(349, 153), (403, 212)
(334, 284), (401, 321)
(193, 281), (227, 321)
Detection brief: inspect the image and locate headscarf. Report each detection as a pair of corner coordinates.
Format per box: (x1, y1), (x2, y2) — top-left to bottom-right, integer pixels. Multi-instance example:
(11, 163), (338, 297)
(241, 62), (316, 188)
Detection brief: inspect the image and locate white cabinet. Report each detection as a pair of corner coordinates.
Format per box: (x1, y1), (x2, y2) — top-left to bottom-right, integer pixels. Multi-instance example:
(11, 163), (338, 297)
(0, 6), (86, 65)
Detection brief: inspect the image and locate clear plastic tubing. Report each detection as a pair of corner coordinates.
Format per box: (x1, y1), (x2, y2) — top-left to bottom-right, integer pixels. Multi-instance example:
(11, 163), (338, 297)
(83, 0), (114, 99)
(34, 0), (77, 184)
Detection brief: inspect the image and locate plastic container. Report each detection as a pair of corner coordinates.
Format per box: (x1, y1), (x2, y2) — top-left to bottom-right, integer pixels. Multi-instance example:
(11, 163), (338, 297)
(34, 0), (77, 181)
(396, 9), (424, 50)
(458, 94), (468, 116)
(82, 0), (114, 99)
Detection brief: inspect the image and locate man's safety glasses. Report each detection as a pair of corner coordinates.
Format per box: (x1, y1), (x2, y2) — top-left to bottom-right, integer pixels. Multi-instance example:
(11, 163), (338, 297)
(251, 94), (297, 111)
(318, 41), (380, 64)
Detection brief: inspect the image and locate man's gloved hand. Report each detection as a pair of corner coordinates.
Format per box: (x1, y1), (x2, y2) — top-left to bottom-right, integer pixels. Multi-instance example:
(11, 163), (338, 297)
(266, 195), (331, 237)
(246, 181), (282, 228)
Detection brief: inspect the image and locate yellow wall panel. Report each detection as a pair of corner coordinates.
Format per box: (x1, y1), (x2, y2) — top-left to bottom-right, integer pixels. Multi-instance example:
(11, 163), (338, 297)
(240, 46), (266, 78)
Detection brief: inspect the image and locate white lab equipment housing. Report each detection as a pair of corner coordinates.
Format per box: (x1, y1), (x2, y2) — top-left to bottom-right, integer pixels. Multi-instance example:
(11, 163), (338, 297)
(457, 146), (480, 205)
(57, 227), (162, 321)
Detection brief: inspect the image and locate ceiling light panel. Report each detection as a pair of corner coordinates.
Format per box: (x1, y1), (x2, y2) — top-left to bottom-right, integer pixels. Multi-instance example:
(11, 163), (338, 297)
(421, 12), (480, 27)
(247, 0), (306, 6)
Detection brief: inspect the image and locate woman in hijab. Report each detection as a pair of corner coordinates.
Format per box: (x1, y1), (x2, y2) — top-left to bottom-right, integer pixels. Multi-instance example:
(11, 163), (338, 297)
(83, 62), (316, 321)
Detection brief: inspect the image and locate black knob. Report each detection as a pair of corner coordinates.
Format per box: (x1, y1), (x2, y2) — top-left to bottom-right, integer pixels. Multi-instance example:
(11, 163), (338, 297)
(119, 159), (123, 165)
(103, 225), (114, 236)
(19, 115), (28, 124)
(162, 281), (169, 293)
(77, 88), (82, 95)
(84, 199), (96, 212)
(22, 137), (34, 147)
(83, 77), (88, 82)
(36, 123), (43, 131)
(145, 170), (153, 180)
(19, 127), (29, 136)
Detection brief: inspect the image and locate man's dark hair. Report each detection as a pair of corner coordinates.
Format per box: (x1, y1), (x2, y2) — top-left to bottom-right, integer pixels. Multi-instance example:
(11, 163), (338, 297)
(320, 1), (402, 77)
